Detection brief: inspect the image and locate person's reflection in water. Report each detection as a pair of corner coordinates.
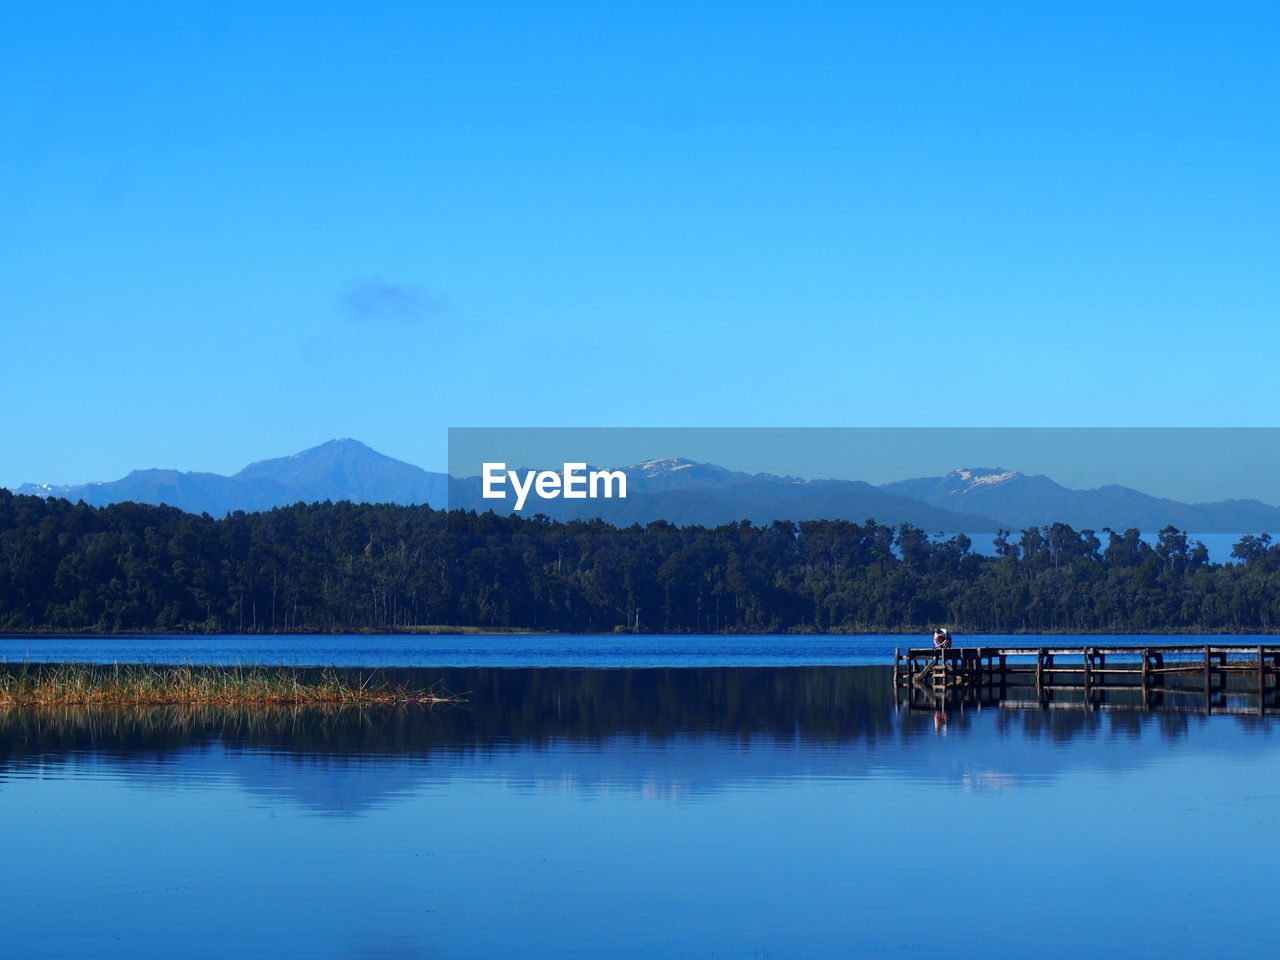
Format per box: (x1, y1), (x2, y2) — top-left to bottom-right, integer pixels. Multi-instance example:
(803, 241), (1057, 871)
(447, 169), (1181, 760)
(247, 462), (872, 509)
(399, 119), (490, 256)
(933, 708), (949, 733)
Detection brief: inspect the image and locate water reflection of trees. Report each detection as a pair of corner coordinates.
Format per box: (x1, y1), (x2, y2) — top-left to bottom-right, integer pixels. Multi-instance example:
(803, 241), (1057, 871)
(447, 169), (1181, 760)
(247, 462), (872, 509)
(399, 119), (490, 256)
(1, 666), (1273, 770)
(0, 667), (896, 760)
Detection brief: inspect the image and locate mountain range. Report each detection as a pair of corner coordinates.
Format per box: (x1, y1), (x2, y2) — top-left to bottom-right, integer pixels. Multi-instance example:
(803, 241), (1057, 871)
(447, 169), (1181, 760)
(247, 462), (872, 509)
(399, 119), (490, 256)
(447, 457), (1002, 530)
(13, 439), (447, 516)
(11, 441), (1280, 533)
(881, 467), (1280, 534)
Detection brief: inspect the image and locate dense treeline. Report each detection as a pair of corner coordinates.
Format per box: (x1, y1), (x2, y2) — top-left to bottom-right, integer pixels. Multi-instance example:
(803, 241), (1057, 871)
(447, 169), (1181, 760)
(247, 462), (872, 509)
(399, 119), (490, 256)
(4, 489), (1280, 634)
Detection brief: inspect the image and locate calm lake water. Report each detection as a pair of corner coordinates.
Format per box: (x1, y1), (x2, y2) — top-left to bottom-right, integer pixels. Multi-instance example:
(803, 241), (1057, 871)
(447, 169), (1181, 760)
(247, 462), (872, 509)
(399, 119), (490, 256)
(3, 631), (1278, 667)
(2, 641), (1278, 958)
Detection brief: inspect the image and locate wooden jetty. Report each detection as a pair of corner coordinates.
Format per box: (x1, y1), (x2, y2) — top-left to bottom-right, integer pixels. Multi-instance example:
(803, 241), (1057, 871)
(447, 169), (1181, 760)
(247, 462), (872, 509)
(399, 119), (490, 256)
(893, 644), (1280, 716)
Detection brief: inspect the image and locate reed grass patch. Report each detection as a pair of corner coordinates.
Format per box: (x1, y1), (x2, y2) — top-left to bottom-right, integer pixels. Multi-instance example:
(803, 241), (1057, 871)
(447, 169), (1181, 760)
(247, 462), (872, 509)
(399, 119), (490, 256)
(0, 663), (465, 706)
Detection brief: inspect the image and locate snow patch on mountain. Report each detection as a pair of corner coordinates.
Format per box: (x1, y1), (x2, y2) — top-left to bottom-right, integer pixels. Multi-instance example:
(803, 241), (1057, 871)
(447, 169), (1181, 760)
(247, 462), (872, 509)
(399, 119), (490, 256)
(952, 468), (1021, 489)
(13, 482), (71, 498)
(633, 458), (699, 476)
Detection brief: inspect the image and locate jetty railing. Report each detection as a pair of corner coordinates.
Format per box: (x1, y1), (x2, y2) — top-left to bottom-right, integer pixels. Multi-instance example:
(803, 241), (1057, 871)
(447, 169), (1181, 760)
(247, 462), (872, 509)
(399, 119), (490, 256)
(893, 644), (1280, 716)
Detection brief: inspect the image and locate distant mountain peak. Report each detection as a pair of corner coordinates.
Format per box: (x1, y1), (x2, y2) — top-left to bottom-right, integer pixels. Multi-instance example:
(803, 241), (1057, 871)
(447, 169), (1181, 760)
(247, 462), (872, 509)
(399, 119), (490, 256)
(14, 482), (68, 497)
(11, 440), (446, 515)
(235, 438), (399, 481)
(633, 457), (699, 475)
(289, 437), (369, 454)
(948, 467), (1024, 489)
(880, 464), (1280, 533)
(619, 457), (764, 492)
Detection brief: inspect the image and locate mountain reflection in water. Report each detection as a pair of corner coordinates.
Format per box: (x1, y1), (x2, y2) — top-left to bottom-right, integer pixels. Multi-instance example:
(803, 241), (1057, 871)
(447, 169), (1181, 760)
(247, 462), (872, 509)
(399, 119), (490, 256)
(2, 666), (1273, 817)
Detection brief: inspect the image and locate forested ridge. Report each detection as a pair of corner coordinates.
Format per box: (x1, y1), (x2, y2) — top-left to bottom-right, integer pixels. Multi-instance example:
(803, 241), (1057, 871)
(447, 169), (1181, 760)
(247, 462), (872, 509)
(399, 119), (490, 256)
(4, 488), (1280, 634)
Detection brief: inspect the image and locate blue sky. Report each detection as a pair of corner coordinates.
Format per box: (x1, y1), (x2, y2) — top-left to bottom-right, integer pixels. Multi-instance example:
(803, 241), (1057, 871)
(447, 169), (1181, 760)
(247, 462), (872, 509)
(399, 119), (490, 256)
(3, 1), (1278, 487)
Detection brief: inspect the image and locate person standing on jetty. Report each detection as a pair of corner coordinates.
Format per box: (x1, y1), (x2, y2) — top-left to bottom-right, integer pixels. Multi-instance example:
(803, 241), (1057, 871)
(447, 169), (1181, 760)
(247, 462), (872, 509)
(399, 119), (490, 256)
(932, 627), (953, 731)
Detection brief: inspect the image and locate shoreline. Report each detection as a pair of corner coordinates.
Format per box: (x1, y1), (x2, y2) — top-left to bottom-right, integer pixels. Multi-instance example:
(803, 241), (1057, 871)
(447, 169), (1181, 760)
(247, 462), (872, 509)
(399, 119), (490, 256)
(4, 627), (1280, 639)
